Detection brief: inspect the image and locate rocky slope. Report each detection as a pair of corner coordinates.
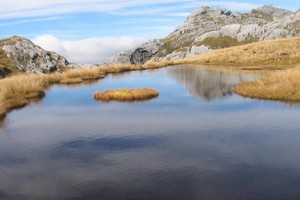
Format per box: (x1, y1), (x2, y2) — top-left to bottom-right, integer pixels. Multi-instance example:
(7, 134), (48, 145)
(106, 5), (300, 65)
(0, 36), (69, 77)
(105, 39), (164, 65)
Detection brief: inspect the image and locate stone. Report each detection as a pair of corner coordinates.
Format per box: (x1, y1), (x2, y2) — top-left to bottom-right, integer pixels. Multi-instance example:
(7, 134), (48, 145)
(105, 39), (164, 65)
(0, 36), (69, 74)
(186, 45), (212, 58)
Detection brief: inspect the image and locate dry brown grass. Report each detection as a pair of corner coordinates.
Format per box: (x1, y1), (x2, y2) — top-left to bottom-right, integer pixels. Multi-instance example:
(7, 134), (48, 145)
(59, 78), (83, 84)
(175, 37), (300, 67)
(145, 37), (300, 69)
(0, 64), (160, 118)
(142, 60), (171, 68)
(0, 75), (47, 118)
(234, 67), (300, 102)
(94, 88), (159, 102)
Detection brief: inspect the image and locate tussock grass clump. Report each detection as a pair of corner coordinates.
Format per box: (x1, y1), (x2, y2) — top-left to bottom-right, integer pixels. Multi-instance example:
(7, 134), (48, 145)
(101, 64), (144, 73)
(234, 67), (300, 102)
(63, 68), (104, 80)
(143, 60), (171, 68)
(59, 78), (83, 84)
(94, 88), (159, 102)
(0, 75), (46, 118)
(195, 36), (258, 49)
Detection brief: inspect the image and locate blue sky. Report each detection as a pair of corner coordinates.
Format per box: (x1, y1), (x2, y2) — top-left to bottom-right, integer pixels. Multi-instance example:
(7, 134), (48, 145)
(0, 0), (299, 64)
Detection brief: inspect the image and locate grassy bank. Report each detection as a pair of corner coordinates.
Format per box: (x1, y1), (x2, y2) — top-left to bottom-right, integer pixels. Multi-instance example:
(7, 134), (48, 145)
(176, 37), (300, 67)
(0, 75), (46, 118)
(94, 88), (159, 102)
(234, 67), (300, 102)
(0, 64), (165, 118)
(144, 37), (300, 69)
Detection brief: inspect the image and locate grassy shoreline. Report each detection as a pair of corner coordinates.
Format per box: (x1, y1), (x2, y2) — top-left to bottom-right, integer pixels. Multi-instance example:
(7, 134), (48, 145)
(1, 37), (300, 119)
(234, 66), (300, 102)
(0, 64), (164, 119)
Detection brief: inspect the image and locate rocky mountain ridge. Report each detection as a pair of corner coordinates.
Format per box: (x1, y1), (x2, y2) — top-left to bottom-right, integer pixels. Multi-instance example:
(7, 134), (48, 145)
(106, 5), (300, 65)
(0, 36), (69, 77)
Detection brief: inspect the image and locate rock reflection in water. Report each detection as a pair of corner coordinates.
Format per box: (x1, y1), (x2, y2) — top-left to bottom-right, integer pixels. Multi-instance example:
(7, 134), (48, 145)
(168, 66), (255, 100)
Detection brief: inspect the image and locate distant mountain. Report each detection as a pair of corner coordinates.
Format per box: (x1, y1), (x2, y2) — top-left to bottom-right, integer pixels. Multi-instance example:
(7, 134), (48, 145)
(0, 36), (69, 77)
(106, 5), (300, 65)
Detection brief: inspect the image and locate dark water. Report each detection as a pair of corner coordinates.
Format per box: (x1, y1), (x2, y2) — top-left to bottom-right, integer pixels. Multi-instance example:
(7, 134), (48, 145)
(1, 66), (300, 200)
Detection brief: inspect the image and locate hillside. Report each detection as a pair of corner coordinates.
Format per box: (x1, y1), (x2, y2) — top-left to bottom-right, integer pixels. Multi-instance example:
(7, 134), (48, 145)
(0, 36), (69, 78)
(106, 5), (300, 65)
(171, 37), (300, 67)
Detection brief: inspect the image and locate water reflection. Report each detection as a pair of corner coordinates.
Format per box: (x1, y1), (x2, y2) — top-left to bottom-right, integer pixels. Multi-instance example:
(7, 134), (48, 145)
(168, 66), (255, 100)
(0, 66), (300, 200)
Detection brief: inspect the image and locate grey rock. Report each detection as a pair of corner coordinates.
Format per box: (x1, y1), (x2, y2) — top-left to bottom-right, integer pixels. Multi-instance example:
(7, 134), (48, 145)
(186, 45), (212, 58)
(164, 52), (187, 61)
(193, 6), (299, 43)
(0, 36), (69, 74)
(254, 5), (293, 20)
(105, 39), (164, 65)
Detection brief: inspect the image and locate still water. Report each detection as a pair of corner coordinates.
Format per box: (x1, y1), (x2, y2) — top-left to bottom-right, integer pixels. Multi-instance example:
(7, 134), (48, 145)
(0, 66), (300, 200)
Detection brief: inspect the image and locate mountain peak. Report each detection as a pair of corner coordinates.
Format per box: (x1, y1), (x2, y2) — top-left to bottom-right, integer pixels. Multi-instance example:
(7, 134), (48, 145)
(188, 6), (237, 21)
(253, 5), (293, 19)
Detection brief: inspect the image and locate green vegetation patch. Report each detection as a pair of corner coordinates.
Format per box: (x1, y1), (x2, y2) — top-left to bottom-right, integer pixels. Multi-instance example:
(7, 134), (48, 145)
(250, 10), (274, 21)
(0, 38), (18, 46)
(195, 36), (259, 49)
(288, 20), (300, 34)
(157, 36), (194, 57)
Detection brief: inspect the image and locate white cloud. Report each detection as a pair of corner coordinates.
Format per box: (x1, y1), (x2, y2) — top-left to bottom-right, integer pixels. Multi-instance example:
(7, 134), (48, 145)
(32, 34), (145, 64)
(0, 0), (267, 19)
(0, 16), (66, 27)
(0, 0), (194, 19)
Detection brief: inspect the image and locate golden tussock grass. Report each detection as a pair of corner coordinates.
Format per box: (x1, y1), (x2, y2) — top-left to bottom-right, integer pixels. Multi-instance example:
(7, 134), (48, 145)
(142, 60), (171, 68)
(175, 37), (300, 67)
(59, 78), (83, 84)
(101, 64), (143, 73)
(0, 74), (47, 118)
(94, 88), (159, 102)
(0, 64), (157, 118)
(146, 37), (300, 69)
(234, 67), (300, 102)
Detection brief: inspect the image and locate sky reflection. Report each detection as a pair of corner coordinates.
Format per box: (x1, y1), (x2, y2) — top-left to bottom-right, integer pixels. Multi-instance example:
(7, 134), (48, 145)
(0, 66), (300, 200)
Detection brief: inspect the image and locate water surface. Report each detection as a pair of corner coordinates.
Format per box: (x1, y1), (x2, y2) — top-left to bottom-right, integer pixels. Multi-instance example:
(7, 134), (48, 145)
(1, 66), (300, 200)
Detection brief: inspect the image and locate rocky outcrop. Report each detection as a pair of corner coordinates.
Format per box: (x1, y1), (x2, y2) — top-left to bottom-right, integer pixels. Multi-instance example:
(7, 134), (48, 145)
(186, 45), (212, 58)
(105, 39), (164, 65)
(106, 5), (300, 65)
(195, 8), (300, 43)
(0, 36), (69, 76)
